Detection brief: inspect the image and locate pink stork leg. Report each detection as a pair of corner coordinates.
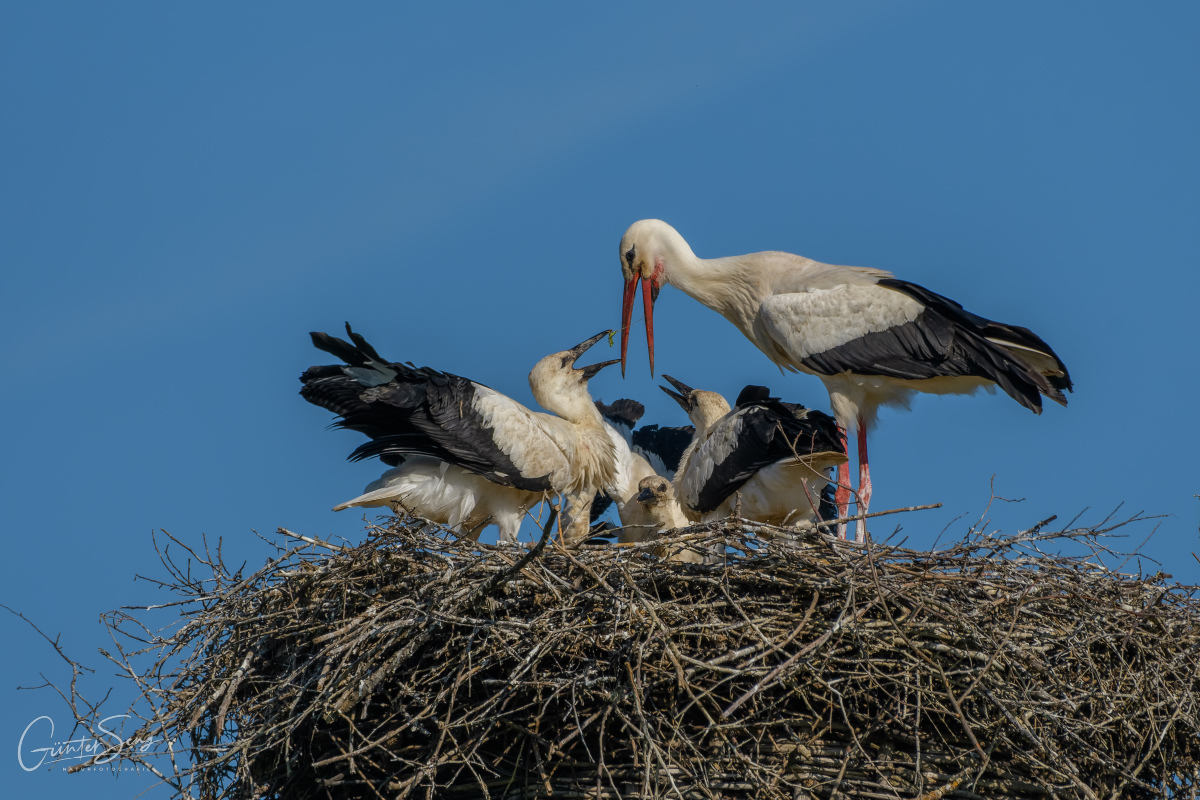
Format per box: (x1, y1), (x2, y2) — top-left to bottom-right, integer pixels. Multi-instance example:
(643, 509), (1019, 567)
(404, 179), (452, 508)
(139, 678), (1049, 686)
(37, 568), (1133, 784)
(855, 415), (872, 542)
(834, 427), (851, 539)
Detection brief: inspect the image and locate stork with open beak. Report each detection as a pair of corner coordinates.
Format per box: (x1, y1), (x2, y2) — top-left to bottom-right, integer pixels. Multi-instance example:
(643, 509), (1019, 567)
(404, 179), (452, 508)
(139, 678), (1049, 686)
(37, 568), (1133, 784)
(619, 219), (1071, 539)
(660, 376), (846, 528)
(300, 326), (621, 545)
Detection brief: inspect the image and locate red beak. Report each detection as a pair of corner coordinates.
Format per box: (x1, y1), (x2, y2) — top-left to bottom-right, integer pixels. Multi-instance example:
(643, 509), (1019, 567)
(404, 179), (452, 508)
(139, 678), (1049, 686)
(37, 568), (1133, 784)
(642, 274), (656, 377)
(620, 275), (657, 377)
(621, 275), (638, 378)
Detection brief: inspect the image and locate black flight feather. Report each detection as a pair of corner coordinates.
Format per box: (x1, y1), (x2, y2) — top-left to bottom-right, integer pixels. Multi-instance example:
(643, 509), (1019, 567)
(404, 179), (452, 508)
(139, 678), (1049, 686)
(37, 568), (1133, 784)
(632, 424), (695, 476)
(344, 322), (385, 364)
(877, 279), (1072, 394)
(589, 491), (615, 523)
(594, 398), (645, 432)
(300, 325), (553, 493)
(686, 390), (844, 515)
(800, 294), (1066, 415)
(876, 278), (1071, 401)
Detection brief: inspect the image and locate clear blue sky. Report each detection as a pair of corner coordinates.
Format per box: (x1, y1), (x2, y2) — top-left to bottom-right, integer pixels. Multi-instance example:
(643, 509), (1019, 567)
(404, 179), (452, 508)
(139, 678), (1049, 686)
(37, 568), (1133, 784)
(3, 2), (1198, 794)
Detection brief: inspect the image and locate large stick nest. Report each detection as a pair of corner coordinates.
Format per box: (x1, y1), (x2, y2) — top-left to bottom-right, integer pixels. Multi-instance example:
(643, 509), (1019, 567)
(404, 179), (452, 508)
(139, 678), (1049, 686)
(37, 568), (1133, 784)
(66, 510), (1200, 799)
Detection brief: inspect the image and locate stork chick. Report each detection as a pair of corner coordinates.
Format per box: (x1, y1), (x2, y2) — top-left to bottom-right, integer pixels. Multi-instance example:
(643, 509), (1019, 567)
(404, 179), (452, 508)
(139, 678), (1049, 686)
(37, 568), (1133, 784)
(592, 400), (662, 543)
(300, 326), (620, 545)
(662, 376), (846, 528)
(633, 476), (704, 564)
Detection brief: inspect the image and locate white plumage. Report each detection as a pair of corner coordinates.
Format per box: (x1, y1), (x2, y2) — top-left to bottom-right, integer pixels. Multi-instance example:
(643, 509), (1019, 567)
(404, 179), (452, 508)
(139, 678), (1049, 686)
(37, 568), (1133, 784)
(301, 327), (621, 545)
(632, 476), (704, 563)
(618, 219), (1071, 539)
(332, 458), (541, 544)
(757, 286), (923, 362)
(598, 419), (669, 543)
(662, 377), (844, 528)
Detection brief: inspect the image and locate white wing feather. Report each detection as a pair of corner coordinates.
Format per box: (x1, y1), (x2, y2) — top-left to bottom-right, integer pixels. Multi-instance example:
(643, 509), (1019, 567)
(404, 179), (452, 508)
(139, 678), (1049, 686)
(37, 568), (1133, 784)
(679, 413), (744, 511)
(470, 387), (570, 482)
(755, 285), (923, 363)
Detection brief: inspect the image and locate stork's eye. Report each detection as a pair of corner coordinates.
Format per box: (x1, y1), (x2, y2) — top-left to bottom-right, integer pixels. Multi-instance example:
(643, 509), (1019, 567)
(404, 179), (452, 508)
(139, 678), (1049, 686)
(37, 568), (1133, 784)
(624, 246), (636, 267)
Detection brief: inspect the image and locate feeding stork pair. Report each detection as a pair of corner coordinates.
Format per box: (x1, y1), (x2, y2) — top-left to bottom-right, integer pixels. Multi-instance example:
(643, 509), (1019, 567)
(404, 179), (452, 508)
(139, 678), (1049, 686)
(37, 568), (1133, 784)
(618, 219), (1072, 539)
(300, 326), (621, 545)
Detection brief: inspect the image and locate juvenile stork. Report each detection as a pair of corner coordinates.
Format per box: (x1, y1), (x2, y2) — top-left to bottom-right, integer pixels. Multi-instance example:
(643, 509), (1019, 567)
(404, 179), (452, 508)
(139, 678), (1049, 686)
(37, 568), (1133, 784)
(661, 377), (846, 527)
(592, 399), (680, 544)
(618, 219), (1072, 537)
(594, 399), (694, 484)
(591, 400), (705, 560)
(300, 326), (620, 544)
(633, 476), (704, 563)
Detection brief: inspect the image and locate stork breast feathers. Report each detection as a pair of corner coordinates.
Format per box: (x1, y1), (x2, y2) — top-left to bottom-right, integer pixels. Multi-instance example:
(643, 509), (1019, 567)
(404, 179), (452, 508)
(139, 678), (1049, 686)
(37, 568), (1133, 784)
(757, 285), (923, 361)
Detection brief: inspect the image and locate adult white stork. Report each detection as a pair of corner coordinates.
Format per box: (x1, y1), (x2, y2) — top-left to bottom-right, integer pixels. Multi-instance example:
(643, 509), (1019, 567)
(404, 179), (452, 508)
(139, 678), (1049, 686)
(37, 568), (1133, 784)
(300, 325), (620, 545)
(661, 377), (846, 527)
(618, 219), (1072, 538)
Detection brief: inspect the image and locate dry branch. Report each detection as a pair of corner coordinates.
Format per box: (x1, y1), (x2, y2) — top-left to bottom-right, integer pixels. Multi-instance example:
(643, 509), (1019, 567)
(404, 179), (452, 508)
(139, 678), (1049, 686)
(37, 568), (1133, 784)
(52, 510), (1200, 799)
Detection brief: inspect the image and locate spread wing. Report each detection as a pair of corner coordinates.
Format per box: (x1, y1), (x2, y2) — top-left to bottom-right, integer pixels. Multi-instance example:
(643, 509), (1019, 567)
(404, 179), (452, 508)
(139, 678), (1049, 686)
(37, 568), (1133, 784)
(300, 326), (560, 492)
(594, 398), (645, 445)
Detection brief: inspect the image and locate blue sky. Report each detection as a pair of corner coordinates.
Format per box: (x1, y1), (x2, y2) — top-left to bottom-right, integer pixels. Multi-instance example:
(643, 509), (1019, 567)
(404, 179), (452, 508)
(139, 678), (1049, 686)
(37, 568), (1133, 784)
(3, 2), (1198, 794)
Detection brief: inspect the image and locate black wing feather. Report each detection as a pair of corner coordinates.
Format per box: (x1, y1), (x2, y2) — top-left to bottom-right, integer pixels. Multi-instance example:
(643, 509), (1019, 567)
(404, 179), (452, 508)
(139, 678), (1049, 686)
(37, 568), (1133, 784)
(300, 327), (554, 492)
(632, 424), (695, 476)
(817, 480), (838, 523)
(879, 278), (1073, 393)
(800, 279), (1071, 414)
(689, 396), (844, 514)
(343, 322), (386, 363)
(589, 491), (615, 523)
(594, 399), (645, 432)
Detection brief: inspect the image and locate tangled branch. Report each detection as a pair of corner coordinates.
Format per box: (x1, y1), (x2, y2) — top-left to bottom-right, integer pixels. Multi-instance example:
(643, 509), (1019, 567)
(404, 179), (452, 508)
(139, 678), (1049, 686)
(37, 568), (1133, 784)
(51, 508), (1200, 799)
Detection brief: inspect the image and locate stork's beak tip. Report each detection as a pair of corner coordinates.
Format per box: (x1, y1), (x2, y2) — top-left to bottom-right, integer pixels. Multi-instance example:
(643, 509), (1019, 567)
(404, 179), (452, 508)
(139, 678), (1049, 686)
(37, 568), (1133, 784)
(569, 330), (611, 362)
(579, 358), (621, 381)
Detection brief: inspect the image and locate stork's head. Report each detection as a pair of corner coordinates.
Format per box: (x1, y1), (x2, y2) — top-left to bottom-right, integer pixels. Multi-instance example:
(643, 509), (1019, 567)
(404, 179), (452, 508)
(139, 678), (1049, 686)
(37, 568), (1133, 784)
(635, 475), (675, 509)
(619, 219), (694, 377)
(528, 331), (620, 421)
(660, 374), (731, 431)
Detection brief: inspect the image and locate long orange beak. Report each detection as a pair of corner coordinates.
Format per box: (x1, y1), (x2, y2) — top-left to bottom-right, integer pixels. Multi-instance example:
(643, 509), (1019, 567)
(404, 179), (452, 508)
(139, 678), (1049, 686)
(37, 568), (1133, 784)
(621, 275), (637, 377)
(620, 275), (657, 377)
